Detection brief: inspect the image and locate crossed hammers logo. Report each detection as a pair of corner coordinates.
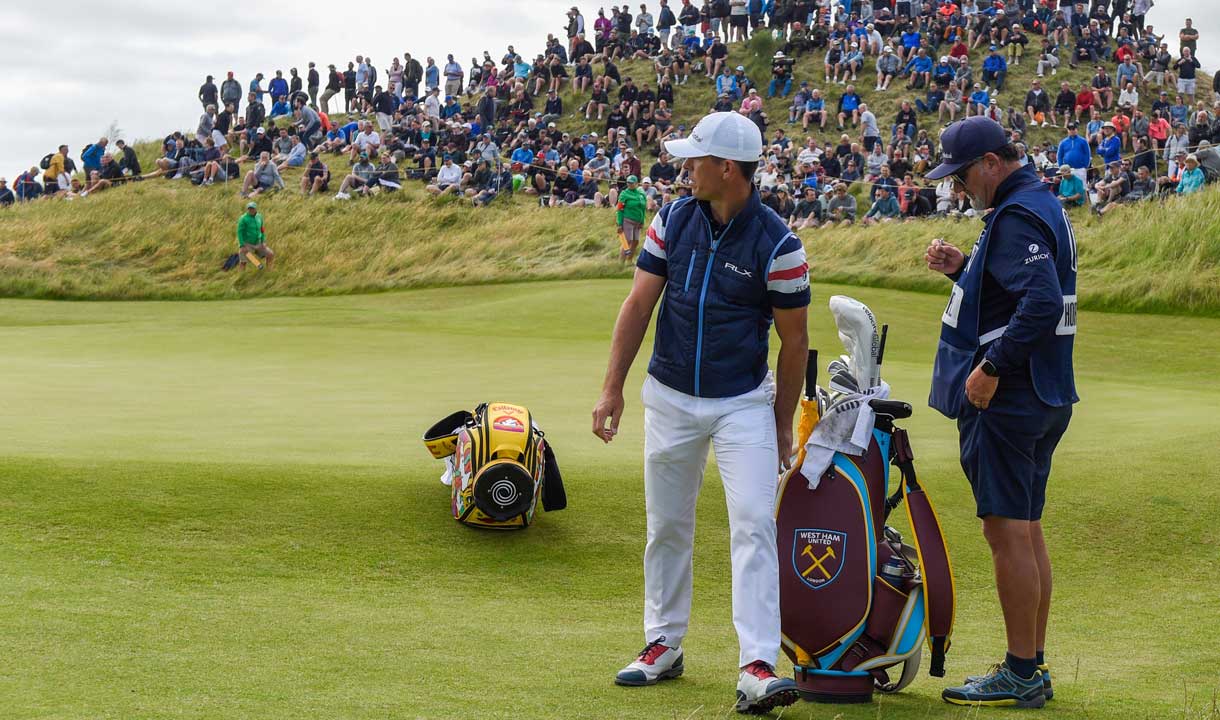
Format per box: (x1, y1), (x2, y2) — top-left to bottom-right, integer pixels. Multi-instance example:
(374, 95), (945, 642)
(801, 543), (836, 579)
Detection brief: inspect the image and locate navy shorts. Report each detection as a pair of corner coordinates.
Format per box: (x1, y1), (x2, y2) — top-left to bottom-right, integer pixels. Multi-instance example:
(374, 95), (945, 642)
(957, 384), (1072, 521)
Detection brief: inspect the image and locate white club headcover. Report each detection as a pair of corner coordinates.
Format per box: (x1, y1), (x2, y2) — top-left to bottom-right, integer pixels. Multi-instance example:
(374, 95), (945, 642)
(829, 295), (881, 389)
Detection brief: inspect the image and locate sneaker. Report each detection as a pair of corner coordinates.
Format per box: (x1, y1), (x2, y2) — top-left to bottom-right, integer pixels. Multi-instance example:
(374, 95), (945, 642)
(334, 192), (351, 200)
(943, 663), (1046, 708)
(965, 663), (1053, 701)
(735, 661), (799, 715)
(614, 638), (683, 687)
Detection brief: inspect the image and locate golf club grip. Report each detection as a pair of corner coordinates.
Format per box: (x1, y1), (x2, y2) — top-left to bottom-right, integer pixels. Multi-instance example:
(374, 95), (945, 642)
(805, 349), (818, 399)
(876, 325), (889, 367)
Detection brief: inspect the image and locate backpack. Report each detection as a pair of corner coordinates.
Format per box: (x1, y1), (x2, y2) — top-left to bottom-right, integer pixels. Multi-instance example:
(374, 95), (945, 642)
(423, 402), (566, 530)
(81, 144), (94, 162)
(40, 153), (54, 170)
(777, 297), (956, 704)
(221, 253), (241, 271)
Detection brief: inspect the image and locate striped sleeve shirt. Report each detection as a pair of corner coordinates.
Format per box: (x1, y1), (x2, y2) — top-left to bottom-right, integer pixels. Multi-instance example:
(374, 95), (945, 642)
(766, 234), (810, 308)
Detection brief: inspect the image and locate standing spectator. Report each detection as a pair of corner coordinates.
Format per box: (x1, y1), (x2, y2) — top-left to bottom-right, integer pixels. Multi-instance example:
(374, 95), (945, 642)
(236, 201), (275, 270)
(343, 62), (357, 112)
(249, 72), (266, 103)
(307, 62), (320, 108)
(1173, 48), (1201, 103)
(81, 138), (107, 182)
(199, 75), (218, 109)
(114, 139), (142, 177)
(221, 71), (242, 116)
(1178, 18), (1198, 55)
(404, 53), (424, 99)
(425, 57), (440, 93)
(443, 54), (464, 97)
(1057, 122), (1091, 186)
(197, 105), (216, 144)
(0, 177), (13, 207)
(615, 175), (647, 264)
(43, 144), (70, 195)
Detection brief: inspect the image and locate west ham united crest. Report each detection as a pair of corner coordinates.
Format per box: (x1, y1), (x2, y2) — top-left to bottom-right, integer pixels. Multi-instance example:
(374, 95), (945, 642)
(792, 528), (847, 589)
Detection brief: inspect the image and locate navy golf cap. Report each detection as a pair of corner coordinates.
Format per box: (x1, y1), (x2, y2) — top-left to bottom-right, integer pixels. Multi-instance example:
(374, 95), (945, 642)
(925, 117), (1010, 180)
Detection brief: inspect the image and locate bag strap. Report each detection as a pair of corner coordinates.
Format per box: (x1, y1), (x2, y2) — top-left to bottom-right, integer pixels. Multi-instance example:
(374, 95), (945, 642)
(892, 427), (956, 678)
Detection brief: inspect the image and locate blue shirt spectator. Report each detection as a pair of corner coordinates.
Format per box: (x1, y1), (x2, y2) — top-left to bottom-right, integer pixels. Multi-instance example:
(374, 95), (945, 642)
(1097, 131), (1122, 165)
(1056, 132), (1091, 169)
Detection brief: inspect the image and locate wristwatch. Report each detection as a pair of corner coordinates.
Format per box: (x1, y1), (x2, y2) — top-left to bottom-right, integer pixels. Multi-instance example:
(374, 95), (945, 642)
(980, 359), (1000, 378)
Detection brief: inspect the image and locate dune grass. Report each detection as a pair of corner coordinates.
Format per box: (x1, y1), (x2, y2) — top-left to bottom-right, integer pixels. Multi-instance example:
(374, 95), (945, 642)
(2, 171), (1218, 314)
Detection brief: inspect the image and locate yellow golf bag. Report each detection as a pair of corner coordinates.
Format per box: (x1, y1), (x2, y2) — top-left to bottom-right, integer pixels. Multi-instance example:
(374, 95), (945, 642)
(423, 402), (566, 530)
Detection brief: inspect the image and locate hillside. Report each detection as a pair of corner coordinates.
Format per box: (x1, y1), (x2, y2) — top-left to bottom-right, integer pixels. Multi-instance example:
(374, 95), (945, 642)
(2, 32), (1216, 312)
(2, 169), (1218, 314)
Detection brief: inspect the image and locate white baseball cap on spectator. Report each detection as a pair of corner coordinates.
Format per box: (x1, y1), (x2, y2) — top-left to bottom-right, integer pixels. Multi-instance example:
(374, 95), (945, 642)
(664, 111), (763, 162)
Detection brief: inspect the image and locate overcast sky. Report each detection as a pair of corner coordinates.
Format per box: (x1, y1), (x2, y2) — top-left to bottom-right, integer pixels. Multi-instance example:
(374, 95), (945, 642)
(0, 0), (1213, 179)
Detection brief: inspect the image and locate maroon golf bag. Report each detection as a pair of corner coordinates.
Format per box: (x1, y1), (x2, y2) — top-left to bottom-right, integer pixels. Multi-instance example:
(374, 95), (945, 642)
(776, 349), (956, 703)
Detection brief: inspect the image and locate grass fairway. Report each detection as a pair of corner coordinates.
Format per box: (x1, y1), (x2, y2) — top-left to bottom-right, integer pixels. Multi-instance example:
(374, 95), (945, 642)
(1, 280), (1218, 719)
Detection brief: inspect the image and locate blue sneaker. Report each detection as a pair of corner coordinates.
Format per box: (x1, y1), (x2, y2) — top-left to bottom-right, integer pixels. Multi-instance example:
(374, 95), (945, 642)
(943, 663), (1046, 708)
(965, 662), (1053, 701)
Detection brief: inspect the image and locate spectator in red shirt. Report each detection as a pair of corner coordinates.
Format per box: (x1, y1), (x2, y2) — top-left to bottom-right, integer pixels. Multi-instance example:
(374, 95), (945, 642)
(1074, 82), (1095, 122)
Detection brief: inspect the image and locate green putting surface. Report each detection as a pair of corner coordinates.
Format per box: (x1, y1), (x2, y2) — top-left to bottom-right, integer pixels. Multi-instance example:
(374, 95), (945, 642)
(1, 280), (1217, 719)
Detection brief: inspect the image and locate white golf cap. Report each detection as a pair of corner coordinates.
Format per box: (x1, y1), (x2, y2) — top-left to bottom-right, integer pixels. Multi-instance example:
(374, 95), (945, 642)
(664, 112), (762, 162)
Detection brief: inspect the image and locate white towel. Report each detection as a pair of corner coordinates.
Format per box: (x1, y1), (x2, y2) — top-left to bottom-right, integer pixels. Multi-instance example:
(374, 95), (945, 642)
(801, 381), (890, 490)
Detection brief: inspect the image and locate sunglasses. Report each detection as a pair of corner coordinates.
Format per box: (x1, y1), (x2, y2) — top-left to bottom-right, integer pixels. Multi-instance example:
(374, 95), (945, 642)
(952, 156), (983, 186)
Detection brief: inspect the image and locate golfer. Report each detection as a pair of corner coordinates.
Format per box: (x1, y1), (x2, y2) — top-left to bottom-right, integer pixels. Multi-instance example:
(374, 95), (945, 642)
(592, 111), (809, 714)
(236, 201), (275, 270)
(923, 116), (1077, 709)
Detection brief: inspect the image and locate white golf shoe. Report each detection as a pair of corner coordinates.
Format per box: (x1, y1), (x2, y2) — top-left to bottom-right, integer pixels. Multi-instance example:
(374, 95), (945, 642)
(614, 638), (684, 686)
(735, 661), (799, 715)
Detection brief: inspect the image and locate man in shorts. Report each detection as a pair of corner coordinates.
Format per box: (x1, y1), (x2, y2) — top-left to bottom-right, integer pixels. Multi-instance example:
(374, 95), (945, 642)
(923, 117), (1077, 709)
(236, 202), (275, 270)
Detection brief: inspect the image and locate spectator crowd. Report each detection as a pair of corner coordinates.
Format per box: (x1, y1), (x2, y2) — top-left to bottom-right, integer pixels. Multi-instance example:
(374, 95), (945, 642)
(4, 0), (1219, 226)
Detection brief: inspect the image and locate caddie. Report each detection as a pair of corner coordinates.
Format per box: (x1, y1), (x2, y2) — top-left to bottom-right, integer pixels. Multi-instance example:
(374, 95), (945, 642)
(922, 116), (1078, 709)
(591, 111), (810, 714)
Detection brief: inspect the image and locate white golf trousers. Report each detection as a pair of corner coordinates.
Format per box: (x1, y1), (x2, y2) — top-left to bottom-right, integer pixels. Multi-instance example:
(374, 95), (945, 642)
(640, 373), (781, 668)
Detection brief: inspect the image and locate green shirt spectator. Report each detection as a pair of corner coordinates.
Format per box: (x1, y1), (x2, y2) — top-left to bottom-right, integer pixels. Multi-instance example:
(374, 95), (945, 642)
(237, 208), (265, 247)
(616, 183), (647, 225)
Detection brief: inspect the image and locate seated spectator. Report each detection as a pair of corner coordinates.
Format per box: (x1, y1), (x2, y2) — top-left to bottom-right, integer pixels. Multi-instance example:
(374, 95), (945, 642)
(241, 151), (285, 198)
(824, 183), (857, 226)
(981, 46), (1008, 91)
(373, 152), (402, 191)
(1176, 154), (1205, 195)
(277, 135), (308, 172)
(0, 177), (12, 207)
(301, 152), (331, 195)
(789, 185), (823, 231)
(236, 201), (275, 270)
(1092, 161), (1130, 212)
(1100, 164), (1155, 214)
(15, 168), (44, 201)
(1056, 164), (1086, 206)
(427, 156), (467, 196)
(334, 152), (378, 199)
